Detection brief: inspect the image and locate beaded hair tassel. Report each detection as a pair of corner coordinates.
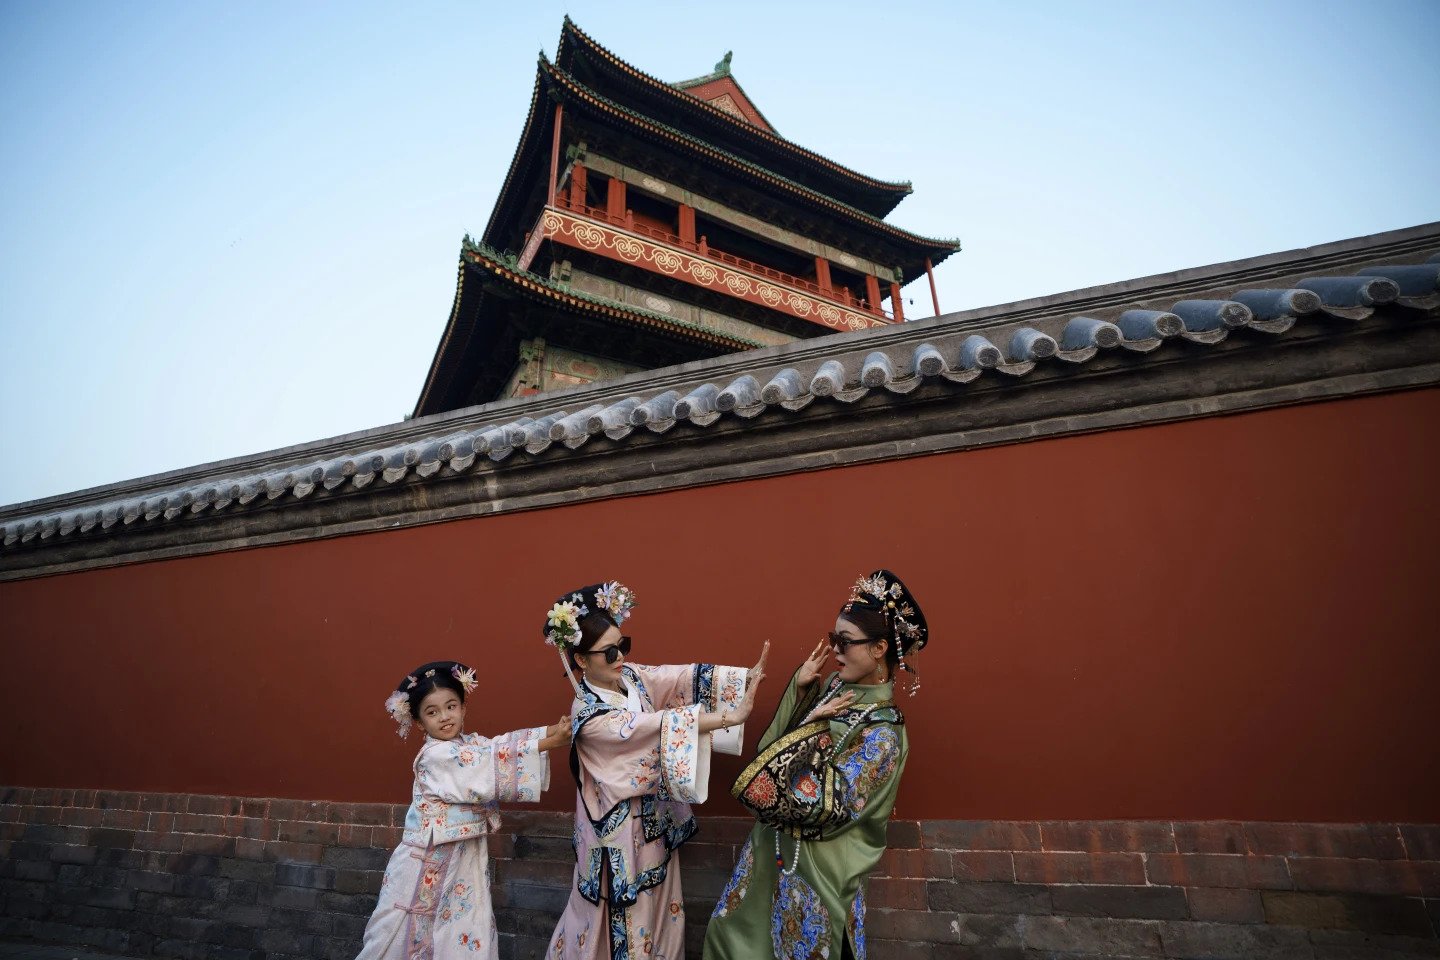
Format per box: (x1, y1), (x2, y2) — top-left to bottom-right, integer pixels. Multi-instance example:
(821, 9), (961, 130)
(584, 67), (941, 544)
(896, 644), (921, 698)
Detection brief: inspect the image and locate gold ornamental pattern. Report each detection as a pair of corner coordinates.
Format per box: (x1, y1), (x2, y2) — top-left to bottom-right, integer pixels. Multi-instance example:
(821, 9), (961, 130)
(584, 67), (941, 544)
(542, 209), (888, 332)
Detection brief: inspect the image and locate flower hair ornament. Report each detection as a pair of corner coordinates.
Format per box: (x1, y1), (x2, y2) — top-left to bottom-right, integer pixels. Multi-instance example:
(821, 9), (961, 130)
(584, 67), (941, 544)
(542, 581), (637, 694)
(382, 661), (478, 739)
(384, 690), (412, 739)
(450, 664), (478, 694)
(842, 569), (929, 697)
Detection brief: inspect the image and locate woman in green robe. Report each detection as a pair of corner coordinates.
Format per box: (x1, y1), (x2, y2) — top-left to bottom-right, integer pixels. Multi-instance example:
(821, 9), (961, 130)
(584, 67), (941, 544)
(703, 570), (927, 960)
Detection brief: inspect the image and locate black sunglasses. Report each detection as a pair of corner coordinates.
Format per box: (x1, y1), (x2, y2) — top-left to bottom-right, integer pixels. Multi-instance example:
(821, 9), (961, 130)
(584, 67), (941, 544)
(826, 631), (875, 653)
(584, 635), (632, 665)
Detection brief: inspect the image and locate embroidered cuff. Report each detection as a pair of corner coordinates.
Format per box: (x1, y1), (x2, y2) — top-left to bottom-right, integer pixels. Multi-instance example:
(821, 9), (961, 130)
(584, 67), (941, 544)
(710, 666), (749, 756)
(660, 704), (711, 803)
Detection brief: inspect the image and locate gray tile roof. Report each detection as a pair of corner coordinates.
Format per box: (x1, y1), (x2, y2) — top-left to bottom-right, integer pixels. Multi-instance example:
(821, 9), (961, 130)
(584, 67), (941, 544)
(2, 224), (1437, 577)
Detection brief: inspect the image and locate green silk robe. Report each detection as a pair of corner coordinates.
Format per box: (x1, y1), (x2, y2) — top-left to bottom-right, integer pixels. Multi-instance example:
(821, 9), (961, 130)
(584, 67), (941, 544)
(702, 669), (908, 960)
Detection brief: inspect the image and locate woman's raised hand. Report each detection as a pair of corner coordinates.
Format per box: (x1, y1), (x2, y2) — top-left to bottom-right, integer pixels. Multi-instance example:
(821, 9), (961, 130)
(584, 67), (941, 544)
(731, 641), (770, 725)
(796, 637), (830, 690)
(750, 640), (770, 686)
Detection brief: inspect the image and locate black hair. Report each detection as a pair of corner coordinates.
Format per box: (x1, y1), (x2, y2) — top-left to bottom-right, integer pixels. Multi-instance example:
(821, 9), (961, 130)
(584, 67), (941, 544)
(567, 612), (620, 671)
(837, 607), (900, 669)
(396, 660), (468, 720)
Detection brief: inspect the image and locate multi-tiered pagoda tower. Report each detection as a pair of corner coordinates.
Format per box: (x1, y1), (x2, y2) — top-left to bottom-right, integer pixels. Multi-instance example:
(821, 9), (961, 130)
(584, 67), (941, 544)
(414, 18), (960, 415)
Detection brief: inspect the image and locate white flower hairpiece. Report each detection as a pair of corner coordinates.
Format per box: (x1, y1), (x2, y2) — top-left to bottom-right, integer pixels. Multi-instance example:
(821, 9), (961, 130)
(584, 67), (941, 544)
(384, 691), (412, 739)
(450, 664), (478, 694)
(545, 600), (583, 649)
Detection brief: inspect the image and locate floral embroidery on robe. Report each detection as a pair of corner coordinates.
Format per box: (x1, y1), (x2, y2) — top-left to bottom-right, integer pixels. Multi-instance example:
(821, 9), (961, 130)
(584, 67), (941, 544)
(772, 872), (831, 960)
(848, 885), (867, 960)
(712, 838), (754, 920)
(546, 662), (749, 960)
(354, 727), (548, 960)
(835, 726), (901, 817)
(703, 670), (908, 960)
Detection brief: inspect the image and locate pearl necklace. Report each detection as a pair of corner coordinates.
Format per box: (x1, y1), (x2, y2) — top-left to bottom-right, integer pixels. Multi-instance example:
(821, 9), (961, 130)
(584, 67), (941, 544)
(802, 679), (844, 724)
(778, 684), (882, 877)
(774, 828), (801, 876)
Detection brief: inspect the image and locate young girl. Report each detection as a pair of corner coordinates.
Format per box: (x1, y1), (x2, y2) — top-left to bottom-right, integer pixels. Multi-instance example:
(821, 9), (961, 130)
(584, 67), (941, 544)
(355, 659), (569, 960)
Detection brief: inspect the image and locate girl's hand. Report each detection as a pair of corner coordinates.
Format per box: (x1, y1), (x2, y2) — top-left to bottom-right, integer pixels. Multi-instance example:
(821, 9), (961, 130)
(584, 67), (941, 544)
(538, 714), (570, 752)
(796, 637), (829, 690)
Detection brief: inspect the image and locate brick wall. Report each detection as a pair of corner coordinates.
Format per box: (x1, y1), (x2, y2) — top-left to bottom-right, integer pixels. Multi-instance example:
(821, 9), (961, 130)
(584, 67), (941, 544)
(2, 788), (1437, 959)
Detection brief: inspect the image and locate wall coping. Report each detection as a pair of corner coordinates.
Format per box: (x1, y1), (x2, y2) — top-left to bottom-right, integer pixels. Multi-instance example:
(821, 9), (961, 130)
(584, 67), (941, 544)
(2, 224), (1437, 581)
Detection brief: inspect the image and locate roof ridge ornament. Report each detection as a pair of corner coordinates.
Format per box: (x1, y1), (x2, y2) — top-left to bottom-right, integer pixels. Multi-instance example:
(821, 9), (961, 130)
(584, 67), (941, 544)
(714, 51), (732, 76)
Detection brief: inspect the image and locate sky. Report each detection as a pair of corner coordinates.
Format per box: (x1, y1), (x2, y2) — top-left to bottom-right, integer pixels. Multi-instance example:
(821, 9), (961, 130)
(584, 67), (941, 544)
(2, 0), (1438, 508)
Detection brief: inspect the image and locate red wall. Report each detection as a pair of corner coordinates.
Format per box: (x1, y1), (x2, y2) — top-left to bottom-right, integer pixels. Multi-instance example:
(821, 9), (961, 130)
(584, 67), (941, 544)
(3, 390), (1438, 821)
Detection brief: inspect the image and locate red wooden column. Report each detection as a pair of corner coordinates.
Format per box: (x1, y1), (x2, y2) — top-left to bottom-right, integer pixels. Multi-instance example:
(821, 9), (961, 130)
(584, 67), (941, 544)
(925, 257), (941, 316)
(678, 204), (696, 248)
(865, 274), (882, 314)
(567, 163), (587, 210)
(606, 178), (627, 222)
(815, 257), (833, 296)
(889, 282), (905, 322)
(547, 103), (563, 206)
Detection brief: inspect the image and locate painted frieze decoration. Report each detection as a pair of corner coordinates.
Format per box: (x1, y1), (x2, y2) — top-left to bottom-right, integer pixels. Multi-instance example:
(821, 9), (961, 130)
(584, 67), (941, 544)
(707, 93), (749, 124)
(541, 208), (889, 333)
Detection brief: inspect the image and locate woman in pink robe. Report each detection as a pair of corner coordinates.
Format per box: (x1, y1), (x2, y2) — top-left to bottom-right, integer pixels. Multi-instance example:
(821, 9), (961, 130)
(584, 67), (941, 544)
(540, 581), (767, 960)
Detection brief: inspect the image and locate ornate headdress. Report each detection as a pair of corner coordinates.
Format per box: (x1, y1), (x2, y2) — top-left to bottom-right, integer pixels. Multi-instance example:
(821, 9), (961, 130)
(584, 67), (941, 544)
(542, 580), (637, 694)
(841, 569), (929, 696)
(383, 661), (479, 739)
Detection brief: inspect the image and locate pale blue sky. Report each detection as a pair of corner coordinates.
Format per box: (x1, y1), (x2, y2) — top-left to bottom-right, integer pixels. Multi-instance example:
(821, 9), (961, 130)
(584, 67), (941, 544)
(2, 0), (1437, 507)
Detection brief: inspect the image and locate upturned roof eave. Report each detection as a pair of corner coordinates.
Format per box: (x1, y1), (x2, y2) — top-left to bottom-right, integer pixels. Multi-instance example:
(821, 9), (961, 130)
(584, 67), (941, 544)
(459, 239), (762, 350)
(555, 17), (912, 204)
(479, 67), (546, 249)
(414, 237), (764, 417)
(528, 59), (959, 254)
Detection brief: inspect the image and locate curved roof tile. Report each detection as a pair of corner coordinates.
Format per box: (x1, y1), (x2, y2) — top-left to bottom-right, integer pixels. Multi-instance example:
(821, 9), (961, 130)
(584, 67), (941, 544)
(3, 226), (1436, 566)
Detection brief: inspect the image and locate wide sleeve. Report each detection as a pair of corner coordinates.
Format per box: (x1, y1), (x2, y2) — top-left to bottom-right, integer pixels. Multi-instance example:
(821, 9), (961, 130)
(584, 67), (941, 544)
(630, 662), (747, 710)
(630, 661), (751, 756)
(733, 719), (905, 840)
(831, 724), (905, 824)
(576, 703), (714, 806)
(756, 666), (830, 752)
(417, 729), (549, 806)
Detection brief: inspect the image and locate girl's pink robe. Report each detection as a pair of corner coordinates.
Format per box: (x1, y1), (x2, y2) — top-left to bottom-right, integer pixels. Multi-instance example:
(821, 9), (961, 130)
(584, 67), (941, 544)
(545, 662), (748, 960)
(355, 727), (549, 960)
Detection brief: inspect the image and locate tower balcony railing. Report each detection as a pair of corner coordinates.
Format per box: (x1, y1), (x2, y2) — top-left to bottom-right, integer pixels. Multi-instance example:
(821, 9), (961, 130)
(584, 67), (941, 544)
(553, 194), (880, 315)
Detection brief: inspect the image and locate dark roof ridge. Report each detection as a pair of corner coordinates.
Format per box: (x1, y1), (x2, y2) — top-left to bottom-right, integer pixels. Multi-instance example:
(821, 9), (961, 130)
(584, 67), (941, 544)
(668, 53), (780, 134)
(557, 18), (911, 195)
(929, 221), (1440, 332)
(536, 58), (960, 254)
(3, 222), (1433, 535)
(414, 235), (760, 418)
(480, 67), (545, 245)
(671, 52), (733, 90)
